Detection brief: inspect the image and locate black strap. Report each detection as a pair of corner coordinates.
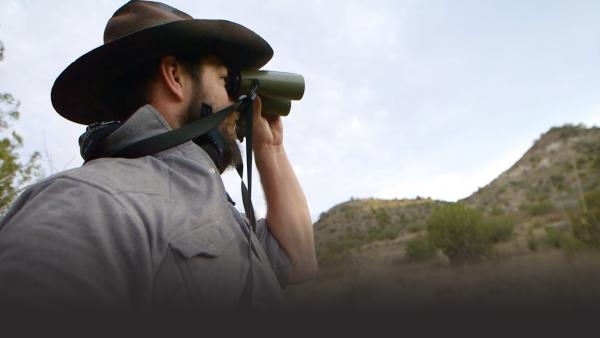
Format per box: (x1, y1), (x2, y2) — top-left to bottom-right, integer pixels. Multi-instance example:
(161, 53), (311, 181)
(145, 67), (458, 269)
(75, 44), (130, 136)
(100, 102), (242, 159)
(236, 85), (259, 308)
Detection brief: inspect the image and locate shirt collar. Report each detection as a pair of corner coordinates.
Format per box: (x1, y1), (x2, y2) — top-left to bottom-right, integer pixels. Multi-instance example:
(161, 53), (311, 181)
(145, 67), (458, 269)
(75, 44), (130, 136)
(102, 104), (217, 169)
(102, 104), (172, 154)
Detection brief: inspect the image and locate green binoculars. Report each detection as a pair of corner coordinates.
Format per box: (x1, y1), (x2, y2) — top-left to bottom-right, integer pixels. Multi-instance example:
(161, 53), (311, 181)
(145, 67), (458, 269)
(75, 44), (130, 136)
(238, 70), (305, 116)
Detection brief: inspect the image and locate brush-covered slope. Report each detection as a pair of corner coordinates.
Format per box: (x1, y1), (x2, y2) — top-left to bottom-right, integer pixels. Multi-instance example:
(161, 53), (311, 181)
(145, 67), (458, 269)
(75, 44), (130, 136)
(311, 124), (600, 262)
(463, 124), (600, 222)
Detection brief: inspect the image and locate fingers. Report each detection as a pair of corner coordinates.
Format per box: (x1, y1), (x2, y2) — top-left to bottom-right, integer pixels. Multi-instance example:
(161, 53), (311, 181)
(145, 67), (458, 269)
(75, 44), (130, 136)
(252, 96), (263, 121)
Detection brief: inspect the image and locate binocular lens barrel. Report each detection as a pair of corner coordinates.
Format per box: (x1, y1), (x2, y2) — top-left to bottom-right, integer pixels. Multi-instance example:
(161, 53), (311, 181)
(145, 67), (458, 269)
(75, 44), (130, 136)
(240, 70), (305, 116)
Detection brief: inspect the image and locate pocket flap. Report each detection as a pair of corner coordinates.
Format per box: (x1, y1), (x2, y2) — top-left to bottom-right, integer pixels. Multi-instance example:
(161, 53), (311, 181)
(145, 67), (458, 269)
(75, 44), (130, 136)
(171, 225), (235, 258)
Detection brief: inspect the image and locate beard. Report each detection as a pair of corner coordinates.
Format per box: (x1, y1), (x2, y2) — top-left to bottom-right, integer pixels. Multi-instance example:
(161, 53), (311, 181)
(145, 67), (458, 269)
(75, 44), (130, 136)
(186, 95), (242, 173)
(216, 111), (242, 172)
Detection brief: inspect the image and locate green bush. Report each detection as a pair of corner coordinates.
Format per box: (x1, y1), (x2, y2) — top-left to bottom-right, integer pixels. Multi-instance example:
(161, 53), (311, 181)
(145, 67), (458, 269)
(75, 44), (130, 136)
(405, 237), (436, 262)
(426, 203), (490, 262)
(560, 233), (586, 253)
(491, 206), (505, 216)
(527, 235), (539, 251)
(405, 224), (422, 234)
(519, 201), (555, 216)
(318, 222), (403, 261)
(373, 209), (391, 226)
(367, 224), (401, 241)
(545, 227), (565, 248)
(482, 214), (516, 243)
(545, 226), (585, 253)
(570, 190), (600, 249)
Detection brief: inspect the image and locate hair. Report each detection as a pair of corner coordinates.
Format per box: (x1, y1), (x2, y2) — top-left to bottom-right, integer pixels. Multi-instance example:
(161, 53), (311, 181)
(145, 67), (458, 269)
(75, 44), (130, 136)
(104, 53), (203, 122)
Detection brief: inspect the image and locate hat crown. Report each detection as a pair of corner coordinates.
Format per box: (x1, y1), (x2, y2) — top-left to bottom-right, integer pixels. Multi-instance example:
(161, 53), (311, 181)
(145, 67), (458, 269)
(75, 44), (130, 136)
(104, 1), (192, 44)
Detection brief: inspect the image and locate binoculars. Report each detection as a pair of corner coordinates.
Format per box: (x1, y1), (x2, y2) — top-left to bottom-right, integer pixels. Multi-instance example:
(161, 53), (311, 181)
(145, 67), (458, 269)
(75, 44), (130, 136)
(238, 70), (305, 116)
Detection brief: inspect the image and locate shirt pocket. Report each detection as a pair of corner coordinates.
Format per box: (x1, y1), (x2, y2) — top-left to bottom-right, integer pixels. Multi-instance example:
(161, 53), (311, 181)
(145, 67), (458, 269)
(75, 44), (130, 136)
(171, 225), (234, 258)
(170, 225), (243, 308)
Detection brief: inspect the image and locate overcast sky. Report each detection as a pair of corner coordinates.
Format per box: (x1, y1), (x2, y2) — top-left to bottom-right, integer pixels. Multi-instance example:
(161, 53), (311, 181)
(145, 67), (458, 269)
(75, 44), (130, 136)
(1, 0), (599, 220)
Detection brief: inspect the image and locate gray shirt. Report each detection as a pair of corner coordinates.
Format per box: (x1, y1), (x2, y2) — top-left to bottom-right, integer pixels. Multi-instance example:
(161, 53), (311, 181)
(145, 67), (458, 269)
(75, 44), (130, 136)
(0, 105), (291, 310)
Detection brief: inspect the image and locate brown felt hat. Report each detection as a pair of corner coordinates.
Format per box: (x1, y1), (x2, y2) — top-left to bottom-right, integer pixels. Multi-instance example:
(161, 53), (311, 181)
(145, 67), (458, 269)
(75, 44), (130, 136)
(51, 0), (273, 125)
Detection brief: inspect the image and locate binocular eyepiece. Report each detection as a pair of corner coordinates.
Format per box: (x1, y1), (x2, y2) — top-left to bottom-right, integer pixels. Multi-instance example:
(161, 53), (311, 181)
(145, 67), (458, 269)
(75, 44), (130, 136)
(232, 70), (305, 116)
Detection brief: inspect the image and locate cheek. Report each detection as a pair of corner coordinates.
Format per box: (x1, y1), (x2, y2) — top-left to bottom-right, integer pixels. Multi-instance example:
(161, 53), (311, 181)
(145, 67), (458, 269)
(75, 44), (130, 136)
(205, 84), (231, 110)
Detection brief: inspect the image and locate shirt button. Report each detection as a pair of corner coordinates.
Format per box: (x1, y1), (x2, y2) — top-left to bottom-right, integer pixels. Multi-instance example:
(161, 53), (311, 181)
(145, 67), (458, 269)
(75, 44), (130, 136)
(209, 168), (216, 175)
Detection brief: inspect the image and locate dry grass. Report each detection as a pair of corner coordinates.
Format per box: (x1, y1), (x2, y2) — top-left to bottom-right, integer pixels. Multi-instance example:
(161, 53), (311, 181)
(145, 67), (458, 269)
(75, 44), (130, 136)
(284, 249), (600, 311)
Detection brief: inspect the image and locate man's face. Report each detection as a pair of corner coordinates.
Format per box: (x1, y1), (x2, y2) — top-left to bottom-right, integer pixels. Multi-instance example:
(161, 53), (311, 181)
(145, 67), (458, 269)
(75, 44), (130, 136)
(185, 56), (241, 171)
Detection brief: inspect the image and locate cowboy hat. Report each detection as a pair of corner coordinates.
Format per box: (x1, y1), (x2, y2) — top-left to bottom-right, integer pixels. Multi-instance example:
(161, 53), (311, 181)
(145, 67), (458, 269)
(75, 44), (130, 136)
(51, 0), (273, 125)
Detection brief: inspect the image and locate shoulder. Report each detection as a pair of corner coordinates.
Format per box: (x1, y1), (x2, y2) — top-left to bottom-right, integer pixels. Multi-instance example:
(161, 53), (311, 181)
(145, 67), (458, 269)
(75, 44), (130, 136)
(2, 156), (171, 223)
(52, 156), (170, 197)
(0, 158), (172, 241)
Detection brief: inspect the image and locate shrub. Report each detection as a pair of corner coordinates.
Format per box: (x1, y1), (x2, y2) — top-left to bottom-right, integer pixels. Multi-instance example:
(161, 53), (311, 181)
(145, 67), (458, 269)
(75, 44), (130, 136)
(545, 226), (585, 253)
(426, 203), (490, 262)
(405, 224), (422, 234)
(367, 224), (401, 241)
(373, 209), (391, 226)
(520, 201), (555, 216)
(570, 190), (600, 249)
(405, 237), (436, 262)
(491, 206), (505, 216)
(482, 214), (516, 243)
(550, 174), (565, 189)
(528, 236), (539, 251)
(560, 233), (586, 253)
(545, 227), (565, 249)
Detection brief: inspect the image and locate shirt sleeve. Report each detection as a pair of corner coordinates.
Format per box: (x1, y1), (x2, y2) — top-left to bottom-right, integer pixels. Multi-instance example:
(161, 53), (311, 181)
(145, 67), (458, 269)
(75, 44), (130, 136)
(0, 177), (153, 310)
(254, 218), (291, 289)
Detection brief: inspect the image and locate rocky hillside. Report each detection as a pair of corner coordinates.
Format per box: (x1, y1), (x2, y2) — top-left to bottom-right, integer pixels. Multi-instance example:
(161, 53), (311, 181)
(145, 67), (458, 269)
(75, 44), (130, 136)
(463, 124), (600, 217)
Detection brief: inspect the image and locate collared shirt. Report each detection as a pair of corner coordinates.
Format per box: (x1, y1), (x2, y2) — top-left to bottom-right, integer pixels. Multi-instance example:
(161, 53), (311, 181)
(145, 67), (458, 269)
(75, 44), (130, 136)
(0, 104), (291, 310)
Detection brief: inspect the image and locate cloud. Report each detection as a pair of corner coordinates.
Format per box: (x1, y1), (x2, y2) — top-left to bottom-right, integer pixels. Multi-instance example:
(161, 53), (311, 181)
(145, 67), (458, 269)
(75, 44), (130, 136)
(2, 0), (600, 221)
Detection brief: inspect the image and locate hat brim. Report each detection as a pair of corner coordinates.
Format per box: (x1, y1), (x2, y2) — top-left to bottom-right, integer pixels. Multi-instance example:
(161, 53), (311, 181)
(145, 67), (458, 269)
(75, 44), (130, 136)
(51, 19), (273, 125)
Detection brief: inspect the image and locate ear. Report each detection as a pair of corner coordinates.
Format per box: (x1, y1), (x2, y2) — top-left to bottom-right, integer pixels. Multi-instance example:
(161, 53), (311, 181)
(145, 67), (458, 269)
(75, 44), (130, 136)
(157, 56), (188, 101)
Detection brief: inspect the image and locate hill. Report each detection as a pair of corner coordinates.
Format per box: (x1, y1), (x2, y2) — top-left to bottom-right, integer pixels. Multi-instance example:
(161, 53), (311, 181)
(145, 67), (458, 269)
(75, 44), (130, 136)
(463, 124), (600, 216)
(284, 124), (600, 311)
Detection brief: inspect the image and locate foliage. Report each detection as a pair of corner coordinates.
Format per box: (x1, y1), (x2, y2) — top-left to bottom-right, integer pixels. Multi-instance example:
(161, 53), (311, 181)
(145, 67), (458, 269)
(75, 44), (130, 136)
(570, 190), (600, 249)
(372, 208), (391, 226)
(366, 223), (401, 241)
(425, 203), (516, 262)
(552, 123), (586, 139)
(544, 226), (585, 253)
(426, 203), (491, 262)
(519, 200), (555, 216)
(527, 236), (539, 251)
(482, 214), (516, 243)
(490, 206), (505, 216)
(544, 227), (561, 248)
(405, 237), (436, 262)
(318, 222), (403, 262)
(0, 41), (42, 214)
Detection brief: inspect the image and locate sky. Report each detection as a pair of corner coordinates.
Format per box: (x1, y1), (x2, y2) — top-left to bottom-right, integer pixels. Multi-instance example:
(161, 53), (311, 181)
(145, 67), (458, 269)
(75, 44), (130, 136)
(1, 0), (599, 221)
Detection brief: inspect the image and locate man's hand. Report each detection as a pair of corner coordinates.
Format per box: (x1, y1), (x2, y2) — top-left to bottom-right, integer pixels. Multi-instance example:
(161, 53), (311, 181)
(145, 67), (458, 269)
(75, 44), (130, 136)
(250, 96), (318, 285)
(251, 97), (283, 149)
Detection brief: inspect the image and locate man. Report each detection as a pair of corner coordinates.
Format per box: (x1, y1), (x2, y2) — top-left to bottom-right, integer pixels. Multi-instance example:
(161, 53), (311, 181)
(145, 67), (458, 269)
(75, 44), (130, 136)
(0, 1), (317, 310)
